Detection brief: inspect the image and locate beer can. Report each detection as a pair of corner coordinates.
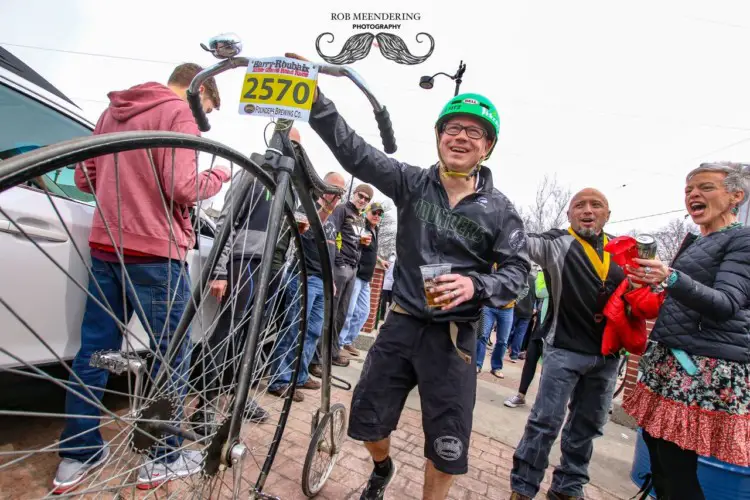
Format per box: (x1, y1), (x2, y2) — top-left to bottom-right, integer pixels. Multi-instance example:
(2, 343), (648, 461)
(635, 234), (657, 259)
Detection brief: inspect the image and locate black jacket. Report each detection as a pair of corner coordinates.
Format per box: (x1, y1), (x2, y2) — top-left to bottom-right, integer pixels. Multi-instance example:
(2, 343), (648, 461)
(308, 92), (530, 323)
(529, 228), (626, 355)
(650, 226), (750, 362)
(357, 220), (379, 282)
(333, 201), (363, 268)
(301, 202), (346, 278)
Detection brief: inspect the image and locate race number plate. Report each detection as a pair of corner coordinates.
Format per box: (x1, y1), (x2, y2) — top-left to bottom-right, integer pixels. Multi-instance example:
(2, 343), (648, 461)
(238, 57), (319, 122)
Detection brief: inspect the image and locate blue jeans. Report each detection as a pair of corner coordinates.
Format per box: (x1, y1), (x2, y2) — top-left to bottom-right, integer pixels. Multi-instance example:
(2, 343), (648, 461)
(476, 306), (513, 371)
(508, 316), (531, 360)
(268, 275), (324, 390)
(59, 258), (192, 463)
(511, 345), (619, 497)
(339, 278), (371, 346)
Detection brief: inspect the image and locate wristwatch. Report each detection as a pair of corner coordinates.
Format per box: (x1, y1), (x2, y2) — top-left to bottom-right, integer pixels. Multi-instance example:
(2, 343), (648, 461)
(662, 269), (679, 289)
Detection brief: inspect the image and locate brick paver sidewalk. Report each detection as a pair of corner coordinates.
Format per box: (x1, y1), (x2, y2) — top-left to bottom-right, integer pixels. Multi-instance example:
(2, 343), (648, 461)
(260, 381), (620, 500)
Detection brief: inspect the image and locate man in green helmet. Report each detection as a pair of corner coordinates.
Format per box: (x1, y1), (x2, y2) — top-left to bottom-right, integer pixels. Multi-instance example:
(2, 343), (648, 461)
(297, 63), (530, 499)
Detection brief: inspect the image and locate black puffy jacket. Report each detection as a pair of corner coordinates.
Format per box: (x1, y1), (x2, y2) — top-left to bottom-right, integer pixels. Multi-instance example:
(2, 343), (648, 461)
(308, 91), (531, 323)
(650, 226), (750, 362)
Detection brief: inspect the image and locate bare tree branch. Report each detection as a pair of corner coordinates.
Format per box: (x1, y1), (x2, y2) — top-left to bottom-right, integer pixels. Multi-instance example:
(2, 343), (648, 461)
(519, 174), (572, 233)
(376, 200), (397, 258)
(652, 218), (698, 263)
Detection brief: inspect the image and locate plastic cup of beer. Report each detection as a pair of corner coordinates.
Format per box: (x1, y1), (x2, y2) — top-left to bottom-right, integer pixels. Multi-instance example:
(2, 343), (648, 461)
(294, 211), (309, 233)
(360, 230), (372, 245)
(420, 264), (452, 308)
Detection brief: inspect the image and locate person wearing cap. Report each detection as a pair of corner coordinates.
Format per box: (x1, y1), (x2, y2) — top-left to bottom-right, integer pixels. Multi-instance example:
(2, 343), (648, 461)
(309, 182), (375, 372)
(299, 73), (529, 499)
(339, 202), (388, 356)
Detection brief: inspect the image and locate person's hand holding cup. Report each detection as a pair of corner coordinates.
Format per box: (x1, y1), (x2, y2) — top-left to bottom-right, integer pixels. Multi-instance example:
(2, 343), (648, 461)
(294, 211), (309, 234)
(360, 230), (372, 246)
(420, 264), (452, 308)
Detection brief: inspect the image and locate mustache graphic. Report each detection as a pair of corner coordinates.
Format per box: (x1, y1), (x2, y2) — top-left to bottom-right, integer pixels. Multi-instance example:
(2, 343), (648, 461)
(377, 32), (435, 65)
(316, 32), (435, 65)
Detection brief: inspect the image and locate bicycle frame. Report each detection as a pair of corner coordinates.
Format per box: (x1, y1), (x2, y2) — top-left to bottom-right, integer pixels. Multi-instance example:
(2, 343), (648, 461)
(169, 40), (396, 480)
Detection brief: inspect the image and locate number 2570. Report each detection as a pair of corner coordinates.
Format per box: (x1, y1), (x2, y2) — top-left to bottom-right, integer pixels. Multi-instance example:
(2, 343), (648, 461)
(243, 76), (311, 104)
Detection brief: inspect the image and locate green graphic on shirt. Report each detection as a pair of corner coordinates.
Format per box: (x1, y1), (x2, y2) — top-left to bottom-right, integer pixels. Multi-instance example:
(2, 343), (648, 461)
(414, 199), (483, 242)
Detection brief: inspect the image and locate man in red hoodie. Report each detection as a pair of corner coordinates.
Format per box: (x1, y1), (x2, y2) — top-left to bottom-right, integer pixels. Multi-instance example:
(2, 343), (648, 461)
(53, 63), (230, 494)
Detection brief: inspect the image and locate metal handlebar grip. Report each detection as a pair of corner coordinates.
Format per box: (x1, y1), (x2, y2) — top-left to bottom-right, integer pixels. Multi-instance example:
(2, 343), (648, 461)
(186, 90), (211, 132)
(374, 107), (397, 154)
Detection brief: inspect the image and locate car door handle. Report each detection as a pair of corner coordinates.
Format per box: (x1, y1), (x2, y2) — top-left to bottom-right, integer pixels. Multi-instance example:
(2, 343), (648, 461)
(0, 220), (69, 243)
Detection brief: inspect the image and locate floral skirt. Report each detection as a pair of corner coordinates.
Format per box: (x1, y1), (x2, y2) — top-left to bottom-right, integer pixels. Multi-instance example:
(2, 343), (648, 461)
(623, 342), (750, 466)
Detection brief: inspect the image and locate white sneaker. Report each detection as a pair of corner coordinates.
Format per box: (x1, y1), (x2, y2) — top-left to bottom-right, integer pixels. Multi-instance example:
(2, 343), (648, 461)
(52, 443), (110, 494)
(504, 394), (526, 408)
(137, 449), (204, 490)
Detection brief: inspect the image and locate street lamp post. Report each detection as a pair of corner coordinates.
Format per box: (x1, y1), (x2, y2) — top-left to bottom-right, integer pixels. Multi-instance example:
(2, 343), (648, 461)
(419, 61), (467, 96)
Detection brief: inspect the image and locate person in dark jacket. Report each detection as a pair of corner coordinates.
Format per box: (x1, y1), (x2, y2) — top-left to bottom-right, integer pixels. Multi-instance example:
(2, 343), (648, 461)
(303, 78), (530, 500)
(623, 162), (750, 500)
(267, 171), (347, 401)
(510, 188), (626, 500)
(339, 202), (389, 356)
(189, 129), (308, 433)
(507, 271), (537, 361)
(505, 265), (549, 409)
(310, 182), (374, 369)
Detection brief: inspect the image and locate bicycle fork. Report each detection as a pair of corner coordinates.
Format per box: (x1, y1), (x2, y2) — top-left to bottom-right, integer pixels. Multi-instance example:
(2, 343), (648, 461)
(222, 161), (296, 466)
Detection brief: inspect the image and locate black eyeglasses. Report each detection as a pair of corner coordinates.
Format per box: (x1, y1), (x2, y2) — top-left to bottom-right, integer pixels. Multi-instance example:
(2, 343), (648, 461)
(356, 192), (371, 202)
(442, 122), (487, 140)
(371, 210), (383, 216)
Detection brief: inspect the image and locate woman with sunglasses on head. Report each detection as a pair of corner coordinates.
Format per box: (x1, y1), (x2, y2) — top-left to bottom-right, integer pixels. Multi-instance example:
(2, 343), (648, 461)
(623, 162), (750, 500)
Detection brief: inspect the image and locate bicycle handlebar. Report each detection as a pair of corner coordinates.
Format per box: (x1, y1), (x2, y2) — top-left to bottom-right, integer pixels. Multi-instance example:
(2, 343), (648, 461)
(186, 56), (398, 154)
(185, 90), (210, 132)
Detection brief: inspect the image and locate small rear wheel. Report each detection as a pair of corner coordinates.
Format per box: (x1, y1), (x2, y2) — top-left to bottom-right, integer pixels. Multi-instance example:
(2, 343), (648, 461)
(301, 403), (347, 497)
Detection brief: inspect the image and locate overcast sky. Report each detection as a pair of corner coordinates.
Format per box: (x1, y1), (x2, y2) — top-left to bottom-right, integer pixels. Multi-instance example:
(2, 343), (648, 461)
(2, 0), (749, 233)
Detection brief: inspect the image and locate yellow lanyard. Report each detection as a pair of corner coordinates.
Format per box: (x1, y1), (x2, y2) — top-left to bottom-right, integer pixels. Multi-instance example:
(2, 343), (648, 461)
(567, 227), (610, 282)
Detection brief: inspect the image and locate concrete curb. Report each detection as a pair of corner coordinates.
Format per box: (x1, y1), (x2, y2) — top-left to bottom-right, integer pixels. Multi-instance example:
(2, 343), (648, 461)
(610, 402), (638, 430)
(352, 332), (377, 351)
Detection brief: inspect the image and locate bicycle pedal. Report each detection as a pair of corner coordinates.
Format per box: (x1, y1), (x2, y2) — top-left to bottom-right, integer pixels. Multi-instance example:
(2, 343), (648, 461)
(89, 350), (146, 375)
(249, 488), (281, 500)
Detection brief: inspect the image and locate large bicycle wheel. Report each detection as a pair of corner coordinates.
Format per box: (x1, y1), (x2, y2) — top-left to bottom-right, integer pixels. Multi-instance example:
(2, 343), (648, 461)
(0, 131), (310, 498)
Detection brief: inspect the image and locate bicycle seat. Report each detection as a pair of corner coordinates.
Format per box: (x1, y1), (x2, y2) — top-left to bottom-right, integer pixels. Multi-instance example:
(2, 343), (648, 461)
(285, 135), (345, 199)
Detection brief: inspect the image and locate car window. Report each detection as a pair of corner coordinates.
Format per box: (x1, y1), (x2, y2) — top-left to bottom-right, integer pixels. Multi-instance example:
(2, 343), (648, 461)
(198, 223), (215, 238)
(45, 167), (95, 204)
(190, 209), (216, 239)
(0, 82), (93, 203)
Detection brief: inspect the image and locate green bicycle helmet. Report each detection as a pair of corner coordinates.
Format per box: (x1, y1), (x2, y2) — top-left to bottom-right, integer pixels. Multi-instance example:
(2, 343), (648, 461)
(435, 93), (500, 178)
(436, 93), (500, 150)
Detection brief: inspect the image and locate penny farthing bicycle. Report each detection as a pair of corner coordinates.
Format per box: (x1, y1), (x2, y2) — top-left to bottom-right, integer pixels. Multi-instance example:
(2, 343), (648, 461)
(0, 33), (396, 498)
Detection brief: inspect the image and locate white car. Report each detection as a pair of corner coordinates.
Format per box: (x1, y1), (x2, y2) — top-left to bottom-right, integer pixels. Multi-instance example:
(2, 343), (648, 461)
(0, 48), (219, 370)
